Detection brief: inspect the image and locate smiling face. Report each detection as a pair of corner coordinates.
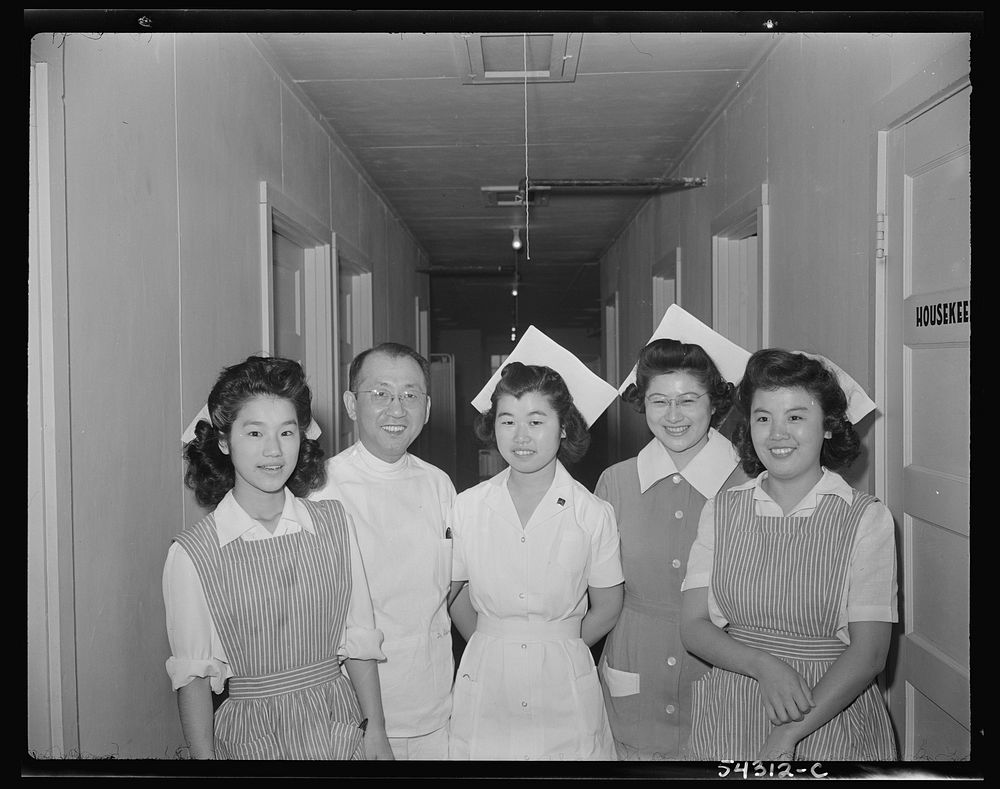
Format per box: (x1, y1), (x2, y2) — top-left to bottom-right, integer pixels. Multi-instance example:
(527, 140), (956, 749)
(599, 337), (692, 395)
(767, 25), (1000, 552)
(644, 371), (715, 468)
(218, 395), (300, 509)
(345, 351), (430, 464)
(749, 385), (831, 492)
(494, 391), (565, 480)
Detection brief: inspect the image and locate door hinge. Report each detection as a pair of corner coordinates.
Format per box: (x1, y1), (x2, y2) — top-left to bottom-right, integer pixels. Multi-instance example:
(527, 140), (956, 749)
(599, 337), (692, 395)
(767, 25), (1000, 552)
(875, 213), (887, 260)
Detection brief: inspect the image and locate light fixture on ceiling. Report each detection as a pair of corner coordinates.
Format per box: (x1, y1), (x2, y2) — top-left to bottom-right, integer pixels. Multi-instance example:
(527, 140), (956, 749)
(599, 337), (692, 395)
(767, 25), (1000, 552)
(511, 228), (522, 251)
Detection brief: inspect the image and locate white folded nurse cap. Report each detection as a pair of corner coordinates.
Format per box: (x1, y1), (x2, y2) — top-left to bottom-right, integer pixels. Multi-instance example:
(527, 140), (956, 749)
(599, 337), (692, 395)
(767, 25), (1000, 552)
(181, 403), (322, 444)
(795, 351), (877, 424)
(617, 304), (752, 394)
(471, 325), (619, 428)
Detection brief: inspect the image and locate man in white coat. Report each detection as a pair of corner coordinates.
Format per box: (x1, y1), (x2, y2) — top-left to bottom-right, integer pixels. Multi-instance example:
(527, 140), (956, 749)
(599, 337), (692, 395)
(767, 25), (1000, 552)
(310, 342), (459, 759)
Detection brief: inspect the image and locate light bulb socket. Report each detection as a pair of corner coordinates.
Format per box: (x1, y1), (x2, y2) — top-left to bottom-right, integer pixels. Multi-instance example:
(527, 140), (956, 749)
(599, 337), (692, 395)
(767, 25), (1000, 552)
(511, 228), (522, 250)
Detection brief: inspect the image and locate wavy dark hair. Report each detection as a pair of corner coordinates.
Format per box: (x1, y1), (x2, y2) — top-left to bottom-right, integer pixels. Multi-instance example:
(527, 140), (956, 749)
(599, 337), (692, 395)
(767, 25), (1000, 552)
(348, 342), (430, 392)
(732, 348), (860, 476)
(621, 338), (734, 429)
(183, 355), (326, 507)
(474, 362), (591, 465)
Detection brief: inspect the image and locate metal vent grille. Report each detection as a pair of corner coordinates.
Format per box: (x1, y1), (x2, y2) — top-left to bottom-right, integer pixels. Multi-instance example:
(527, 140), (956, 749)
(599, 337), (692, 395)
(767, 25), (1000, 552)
(455, 33), (582, 85)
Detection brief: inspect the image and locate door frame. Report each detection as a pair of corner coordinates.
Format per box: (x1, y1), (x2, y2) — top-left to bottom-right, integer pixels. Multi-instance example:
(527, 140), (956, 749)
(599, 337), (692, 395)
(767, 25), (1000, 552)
(330, 233), (373, 454)
(870, 46), (971, 759)
(258, 181), (336, 455)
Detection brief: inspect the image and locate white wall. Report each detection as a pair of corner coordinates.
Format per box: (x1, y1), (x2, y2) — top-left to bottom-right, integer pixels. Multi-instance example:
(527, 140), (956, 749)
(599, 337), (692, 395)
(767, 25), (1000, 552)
(28, 31), (428, 758)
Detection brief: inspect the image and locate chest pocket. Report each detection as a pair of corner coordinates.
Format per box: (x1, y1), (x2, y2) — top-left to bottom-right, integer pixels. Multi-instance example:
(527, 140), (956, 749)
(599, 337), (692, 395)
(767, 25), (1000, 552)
(550, 528), (590, 578)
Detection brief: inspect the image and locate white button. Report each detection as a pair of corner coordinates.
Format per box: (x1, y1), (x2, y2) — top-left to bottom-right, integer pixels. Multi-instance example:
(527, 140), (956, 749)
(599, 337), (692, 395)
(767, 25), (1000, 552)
(671, 559), (681, 569)
(672, 474), (682, 484)
(674, 510), (683, 519)
(521, 536), (526, 543)
(665, 704), (676, 714)
(518, 592), (525, 599)
(522, 701), (528, 707)
(666, 656), (677, 666)
(521, 643), (527, 649)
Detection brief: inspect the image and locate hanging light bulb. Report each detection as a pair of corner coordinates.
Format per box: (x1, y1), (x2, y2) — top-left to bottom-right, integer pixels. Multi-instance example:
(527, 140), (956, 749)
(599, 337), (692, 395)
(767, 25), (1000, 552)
(511, 228), (522, 251)
(511, 284), (518, 296)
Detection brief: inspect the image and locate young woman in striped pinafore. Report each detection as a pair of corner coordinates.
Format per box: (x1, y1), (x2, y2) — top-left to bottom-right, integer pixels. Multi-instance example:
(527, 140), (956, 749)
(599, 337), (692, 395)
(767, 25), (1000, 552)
(680, 349), (897, 762)
(163, 355), (393, 759)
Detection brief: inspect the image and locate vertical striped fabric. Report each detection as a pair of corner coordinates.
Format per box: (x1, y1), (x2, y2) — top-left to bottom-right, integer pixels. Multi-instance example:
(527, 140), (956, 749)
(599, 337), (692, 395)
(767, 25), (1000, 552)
(175, 498), (365, 759)
(687, 489), (897, 761)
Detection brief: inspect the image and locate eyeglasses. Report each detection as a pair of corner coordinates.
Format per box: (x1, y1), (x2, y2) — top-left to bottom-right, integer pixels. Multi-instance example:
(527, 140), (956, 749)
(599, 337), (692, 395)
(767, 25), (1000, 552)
(353, 389), (427, 409)
(644, 392), (710, 412)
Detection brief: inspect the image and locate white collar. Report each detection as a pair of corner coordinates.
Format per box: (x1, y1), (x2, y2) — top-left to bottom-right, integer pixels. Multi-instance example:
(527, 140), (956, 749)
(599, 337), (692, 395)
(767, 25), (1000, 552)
(485, 459), (576, 526)
(353, 440), (410, 474)
(213, 488), (314, 546)
(636, 428), (740, 499)
(738, 467), (854, 514)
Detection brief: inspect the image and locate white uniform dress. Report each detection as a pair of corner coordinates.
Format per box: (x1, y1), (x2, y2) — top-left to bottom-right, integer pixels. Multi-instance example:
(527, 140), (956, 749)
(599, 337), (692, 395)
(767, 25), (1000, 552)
(450, 460), (624, 760)
(309, 441), (456, 748)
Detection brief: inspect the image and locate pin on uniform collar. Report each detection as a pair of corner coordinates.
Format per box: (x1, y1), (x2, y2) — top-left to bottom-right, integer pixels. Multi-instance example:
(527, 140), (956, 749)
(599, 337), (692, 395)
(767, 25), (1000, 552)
(181, 403), (322, 444)
(618, 304), (752, 393)
(471, 325), (619, 428)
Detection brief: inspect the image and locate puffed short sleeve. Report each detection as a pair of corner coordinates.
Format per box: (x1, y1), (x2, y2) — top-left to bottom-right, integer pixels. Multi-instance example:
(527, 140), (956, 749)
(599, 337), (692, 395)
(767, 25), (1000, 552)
(338, 512), (386, 661)
(162, 541), (233, 693)
(587, 496), (624, 589)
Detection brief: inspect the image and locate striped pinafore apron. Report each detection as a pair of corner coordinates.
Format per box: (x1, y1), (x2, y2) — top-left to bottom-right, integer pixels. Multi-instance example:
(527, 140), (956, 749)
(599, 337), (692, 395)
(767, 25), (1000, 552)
(687, 488), (897, 761)
(174, 498), (366, 759)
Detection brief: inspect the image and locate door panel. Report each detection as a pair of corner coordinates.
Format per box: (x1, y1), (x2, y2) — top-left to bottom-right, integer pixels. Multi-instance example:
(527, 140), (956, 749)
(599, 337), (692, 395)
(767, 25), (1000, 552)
(884, 84), (970, 760)
(273, 230), (305, 365)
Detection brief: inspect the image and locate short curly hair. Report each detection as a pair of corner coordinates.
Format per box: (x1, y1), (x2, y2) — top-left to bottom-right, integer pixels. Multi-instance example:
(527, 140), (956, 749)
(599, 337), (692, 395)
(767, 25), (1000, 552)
(183, 355), (327, 507)
(732, 348), (860, 476)
(474, 361), (591, 465)
(621, 338), (734, 428)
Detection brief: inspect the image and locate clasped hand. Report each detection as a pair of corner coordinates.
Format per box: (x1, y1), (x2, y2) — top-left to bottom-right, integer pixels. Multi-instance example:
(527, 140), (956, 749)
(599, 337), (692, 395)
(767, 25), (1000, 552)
(753, 652), (814, 726)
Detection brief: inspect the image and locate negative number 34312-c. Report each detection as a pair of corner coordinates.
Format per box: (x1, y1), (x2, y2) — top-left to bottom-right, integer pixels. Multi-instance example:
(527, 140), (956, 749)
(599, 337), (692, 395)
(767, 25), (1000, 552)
(717, 761), (828, 778)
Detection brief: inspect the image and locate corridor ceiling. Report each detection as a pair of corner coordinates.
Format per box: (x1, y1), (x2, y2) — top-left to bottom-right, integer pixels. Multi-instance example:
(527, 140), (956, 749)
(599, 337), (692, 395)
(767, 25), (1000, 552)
(251, 29), (780, 336)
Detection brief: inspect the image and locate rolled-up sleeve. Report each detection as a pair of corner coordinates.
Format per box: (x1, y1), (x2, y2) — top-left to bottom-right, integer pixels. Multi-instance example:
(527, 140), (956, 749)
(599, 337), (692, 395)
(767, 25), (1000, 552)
(162, 542), (232, 693)
(682, 498), (716, 591)
(338, 513), (386, 661)
(844, 500), (898, 626)
(587, 498), (624, 589)
(682, 498), (728, 629)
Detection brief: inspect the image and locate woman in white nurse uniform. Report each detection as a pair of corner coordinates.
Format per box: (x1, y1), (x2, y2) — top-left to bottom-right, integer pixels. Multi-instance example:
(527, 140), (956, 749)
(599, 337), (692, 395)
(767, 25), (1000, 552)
(447, 328), (624, 760)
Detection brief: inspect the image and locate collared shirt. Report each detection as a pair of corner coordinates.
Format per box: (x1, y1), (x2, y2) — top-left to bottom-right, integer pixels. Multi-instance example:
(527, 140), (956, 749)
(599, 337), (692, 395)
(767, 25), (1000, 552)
(636, 428), (741, 498)
(682, 468), (898, 644)
(309, 442), (457, 738)
(162, 488), (383, 692)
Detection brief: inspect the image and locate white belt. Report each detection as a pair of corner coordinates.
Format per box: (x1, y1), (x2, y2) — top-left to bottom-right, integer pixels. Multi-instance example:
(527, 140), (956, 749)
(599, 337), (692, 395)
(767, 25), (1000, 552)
(475, 615), (581, 641)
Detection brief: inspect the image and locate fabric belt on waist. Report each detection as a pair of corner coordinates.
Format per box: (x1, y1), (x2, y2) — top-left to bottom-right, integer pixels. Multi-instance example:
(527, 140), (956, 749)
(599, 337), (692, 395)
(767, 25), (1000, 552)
(475, 615), (581, 641)
(228, 657), (343, 699)
(728, 627), (847, 661)
(623, 591), (680, 619)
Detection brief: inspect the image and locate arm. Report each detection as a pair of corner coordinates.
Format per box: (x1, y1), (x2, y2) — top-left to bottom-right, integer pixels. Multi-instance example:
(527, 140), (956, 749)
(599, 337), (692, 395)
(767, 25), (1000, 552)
(581, 583), (623, 647)
(680, 586), (814, 725)
(177, 677), (215, 759)
(759, 620), (892, 760)
(448, 580), (477, 642)
(343, 658), (393, 760)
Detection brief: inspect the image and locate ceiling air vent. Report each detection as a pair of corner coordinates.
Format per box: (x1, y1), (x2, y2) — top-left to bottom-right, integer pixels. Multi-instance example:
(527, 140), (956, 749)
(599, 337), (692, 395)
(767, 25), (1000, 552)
(455, 33), (582, 85)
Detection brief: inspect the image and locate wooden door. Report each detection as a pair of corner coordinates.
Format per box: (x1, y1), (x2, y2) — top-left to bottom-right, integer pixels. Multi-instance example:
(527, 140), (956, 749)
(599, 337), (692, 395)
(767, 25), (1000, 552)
(883, 84), (971, 761)
(272, 230), (306, 365)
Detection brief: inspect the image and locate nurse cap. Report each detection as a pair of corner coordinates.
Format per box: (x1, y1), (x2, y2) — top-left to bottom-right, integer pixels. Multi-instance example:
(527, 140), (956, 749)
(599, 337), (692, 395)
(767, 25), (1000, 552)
(617, 304), (752, 394)
(471, 325), (619, 428)
(795, 351), (877, 424)
(181, 403), (322, 444)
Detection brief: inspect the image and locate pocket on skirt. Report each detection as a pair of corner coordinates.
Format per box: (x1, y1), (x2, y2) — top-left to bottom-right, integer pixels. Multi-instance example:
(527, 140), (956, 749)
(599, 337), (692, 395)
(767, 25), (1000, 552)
(600, 656), (641, 697)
